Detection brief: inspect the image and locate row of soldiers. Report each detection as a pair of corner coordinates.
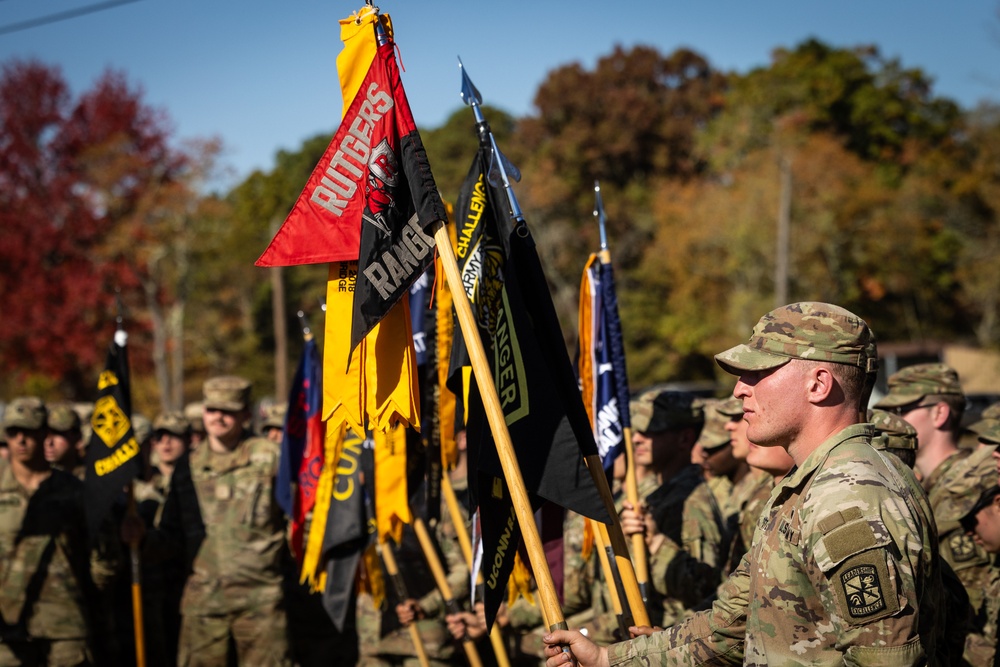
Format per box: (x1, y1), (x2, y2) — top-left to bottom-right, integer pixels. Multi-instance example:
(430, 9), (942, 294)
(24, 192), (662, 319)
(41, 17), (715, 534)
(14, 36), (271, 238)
(6, 301), (1000, 666)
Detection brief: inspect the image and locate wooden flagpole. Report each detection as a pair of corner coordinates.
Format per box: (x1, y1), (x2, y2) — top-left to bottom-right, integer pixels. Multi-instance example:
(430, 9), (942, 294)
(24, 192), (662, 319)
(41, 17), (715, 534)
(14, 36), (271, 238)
(431, 221), (571, 636)
(380, 542), (431, 667)
(412, 517), (483, 667)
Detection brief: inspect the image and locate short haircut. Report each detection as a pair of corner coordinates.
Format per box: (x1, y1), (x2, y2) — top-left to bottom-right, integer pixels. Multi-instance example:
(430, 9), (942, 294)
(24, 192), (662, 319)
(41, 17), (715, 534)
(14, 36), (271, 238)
(928, 394), (965, 435)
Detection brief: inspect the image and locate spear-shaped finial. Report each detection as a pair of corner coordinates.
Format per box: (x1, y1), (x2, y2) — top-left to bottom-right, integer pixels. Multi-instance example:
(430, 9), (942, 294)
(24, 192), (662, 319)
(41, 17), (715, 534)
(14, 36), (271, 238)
(594, 181), (608, 251)
(458, 58), (524, 226)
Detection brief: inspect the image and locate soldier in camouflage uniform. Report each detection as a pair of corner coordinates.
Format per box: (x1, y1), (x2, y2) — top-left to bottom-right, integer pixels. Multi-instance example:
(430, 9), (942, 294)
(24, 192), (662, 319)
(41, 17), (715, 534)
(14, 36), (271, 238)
(183, 403), (205, 452)
(619, 390), (725, 627)
(0, 397), (116, 666)
(176, 376), (291, 666)
(42, 404), (85, 480)
(134, 412), (190, 667)
(716, 397), (791, 578)
(544, 302), (945, 665)
(260, 403), (286, 444)
(869, 408), (971, 664)
(939, 426), (1000, 665)
(874, 364), (994, 622)
(364, 517), (469, 666)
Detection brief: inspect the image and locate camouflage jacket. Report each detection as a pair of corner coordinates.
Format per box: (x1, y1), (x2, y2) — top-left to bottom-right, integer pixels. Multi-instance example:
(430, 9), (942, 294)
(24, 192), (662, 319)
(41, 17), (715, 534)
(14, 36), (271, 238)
(964, 560), (1000, 665)
(723, 470), (773, 577)
(645, 465), (725, 626)
(0, 462), (115, 640)
(925, 448), (993, 613)
(180, 436), (287, 615)
(608, 424), (941, 666)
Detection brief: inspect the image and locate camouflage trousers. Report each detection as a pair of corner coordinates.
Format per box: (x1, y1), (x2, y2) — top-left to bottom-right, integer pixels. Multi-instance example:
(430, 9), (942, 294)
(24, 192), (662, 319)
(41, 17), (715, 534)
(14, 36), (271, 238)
(177, 603), (291, 667)
(0, 639), (90, 667)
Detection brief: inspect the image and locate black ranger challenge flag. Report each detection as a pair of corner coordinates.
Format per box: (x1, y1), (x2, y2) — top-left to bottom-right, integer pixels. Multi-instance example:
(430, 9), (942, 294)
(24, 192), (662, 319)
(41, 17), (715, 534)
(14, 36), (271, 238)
(84, 331), (141, 546)
(456, 137), (611, 629)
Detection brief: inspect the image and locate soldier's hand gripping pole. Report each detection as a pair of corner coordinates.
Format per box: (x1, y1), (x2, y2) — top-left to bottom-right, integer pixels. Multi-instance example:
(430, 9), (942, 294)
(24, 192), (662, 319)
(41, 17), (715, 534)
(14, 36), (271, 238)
(583, 454), (651, 627)
(621, 426), (650, 606)
(431, 220), (575, 661)
(412, 517), (484, 667)
(380, 541), (431, 667)
(441, 474), (511, 667)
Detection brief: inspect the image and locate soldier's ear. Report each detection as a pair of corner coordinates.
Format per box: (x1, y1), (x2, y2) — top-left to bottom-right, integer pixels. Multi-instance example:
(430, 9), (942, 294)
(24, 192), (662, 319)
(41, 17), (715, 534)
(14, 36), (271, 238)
(804, 364), (835, 406)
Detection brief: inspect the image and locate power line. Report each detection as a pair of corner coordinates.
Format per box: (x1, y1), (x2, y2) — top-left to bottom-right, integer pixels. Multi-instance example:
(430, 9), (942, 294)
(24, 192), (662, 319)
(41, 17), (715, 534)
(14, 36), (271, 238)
(0, 0), (143, 36)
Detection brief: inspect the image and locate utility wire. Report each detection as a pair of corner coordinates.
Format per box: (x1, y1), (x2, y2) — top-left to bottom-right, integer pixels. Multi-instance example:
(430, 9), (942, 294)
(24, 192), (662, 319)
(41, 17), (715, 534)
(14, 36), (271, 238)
(0, 0), (143, 36)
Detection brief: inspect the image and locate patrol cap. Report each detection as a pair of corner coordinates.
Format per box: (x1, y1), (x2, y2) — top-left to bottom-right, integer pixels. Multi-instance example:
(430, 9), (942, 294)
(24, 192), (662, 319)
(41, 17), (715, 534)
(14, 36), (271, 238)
(873, 363), (964, 409)
(715, 302), (878, 377)
(967, 402), (1000, 445)
(203, 376), (252, 412)
(262, 403), (287, 430)
(47, 402), (81, 432)
(716, 396), (743, 418)
(630, 389), (703, 434)
(696, 399), (731, 451)
(184, 402), (206, 433)
(153, 411), (189, 437)
(969, 418), (1000, 445)
(939, 452), (1000, 523)
(3, 397), (47, 430)
(868, 408), (917, 451)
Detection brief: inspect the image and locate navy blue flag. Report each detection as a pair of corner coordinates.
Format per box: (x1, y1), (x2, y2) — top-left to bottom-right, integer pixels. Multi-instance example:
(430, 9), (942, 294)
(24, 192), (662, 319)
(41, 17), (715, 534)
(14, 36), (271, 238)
(276, 334), (325, 561)
(579, 256), (631, 472)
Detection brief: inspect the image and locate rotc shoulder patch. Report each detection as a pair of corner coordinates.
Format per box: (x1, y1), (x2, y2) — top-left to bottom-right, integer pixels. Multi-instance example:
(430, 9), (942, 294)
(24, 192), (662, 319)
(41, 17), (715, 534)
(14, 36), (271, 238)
(832, 550), (899, 624)
(947, 532), (978, 564)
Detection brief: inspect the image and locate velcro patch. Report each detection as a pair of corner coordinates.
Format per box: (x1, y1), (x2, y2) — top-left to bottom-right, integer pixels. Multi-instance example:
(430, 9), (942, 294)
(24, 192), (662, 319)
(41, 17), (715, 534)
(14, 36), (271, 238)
(814, 514), (890, 572)
(832, 550), (899, 625)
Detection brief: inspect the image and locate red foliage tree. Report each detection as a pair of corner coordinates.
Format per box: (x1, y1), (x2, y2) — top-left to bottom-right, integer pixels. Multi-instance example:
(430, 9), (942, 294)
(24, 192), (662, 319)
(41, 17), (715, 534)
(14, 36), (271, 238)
(0, 60), (186, 397)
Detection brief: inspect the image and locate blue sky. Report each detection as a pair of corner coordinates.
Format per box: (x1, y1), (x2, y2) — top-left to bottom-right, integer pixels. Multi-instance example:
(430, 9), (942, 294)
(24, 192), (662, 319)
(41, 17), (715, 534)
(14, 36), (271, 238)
(2, 1), (998, 189)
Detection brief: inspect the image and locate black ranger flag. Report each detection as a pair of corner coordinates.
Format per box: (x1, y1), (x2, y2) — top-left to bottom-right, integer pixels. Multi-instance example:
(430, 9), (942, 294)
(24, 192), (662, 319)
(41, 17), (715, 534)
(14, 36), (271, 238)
(457, 118), (610, 630)
(84, 328), (141, 546)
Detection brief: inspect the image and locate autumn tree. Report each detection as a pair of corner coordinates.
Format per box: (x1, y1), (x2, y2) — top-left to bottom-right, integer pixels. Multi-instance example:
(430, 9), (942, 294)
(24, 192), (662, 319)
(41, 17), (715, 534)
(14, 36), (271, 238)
(507, 46), (728, 349)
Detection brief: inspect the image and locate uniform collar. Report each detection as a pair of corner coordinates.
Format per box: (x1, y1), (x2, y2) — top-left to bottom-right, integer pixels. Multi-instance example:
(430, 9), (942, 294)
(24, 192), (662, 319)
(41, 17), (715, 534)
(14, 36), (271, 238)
(778, 423), (874, 492)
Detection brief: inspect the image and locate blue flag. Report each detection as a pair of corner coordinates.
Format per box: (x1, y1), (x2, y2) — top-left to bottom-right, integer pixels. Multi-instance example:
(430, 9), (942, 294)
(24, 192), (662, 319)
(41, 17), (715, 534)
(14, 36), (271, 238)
(276, 335), (325, 561)
(579, 256), (631, 472)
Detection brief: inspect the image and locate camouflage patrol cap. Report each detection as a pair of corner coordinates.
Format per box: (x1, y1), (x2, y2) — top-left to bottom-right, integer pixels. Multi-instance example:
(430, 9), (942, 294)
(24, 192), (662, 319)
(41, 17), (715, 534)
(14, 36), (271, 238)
(939, 452), (1000, 523)
(630, 389), (703, 434)
(873, 363), (964, 409)
(696, 399), (731, 450)
(716, 396), (743, 418)
(46, 402), (81, 432)
(262, 403), (287, 430)
(969, 418), (1000, 445)
(203, 376), (252, 411)
(981, 403), (1000, 421)
(868, 408), (917, 451)
(153, 411), (189, 437)
(184, 402), (206, 433)
(3, 397), (47, 430)
(715, 302), (878, 376)
(968, 402), (1000, 444)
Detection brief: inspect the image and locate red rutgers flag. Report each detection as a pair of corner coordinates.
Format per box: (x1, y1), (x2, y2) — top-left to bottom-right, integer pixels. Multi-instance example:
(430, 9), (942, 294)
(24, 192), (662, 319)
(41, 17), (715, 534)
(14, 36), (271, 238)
(257, 13), (446, 353)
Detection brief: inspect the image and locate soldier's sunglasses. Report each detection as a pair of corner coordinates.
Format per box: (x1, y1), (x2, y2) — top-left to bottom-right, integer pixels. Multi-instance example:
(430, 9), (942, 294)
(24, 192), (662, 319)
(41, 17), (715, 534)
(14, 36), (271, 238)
(888, 403), (936, 417)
